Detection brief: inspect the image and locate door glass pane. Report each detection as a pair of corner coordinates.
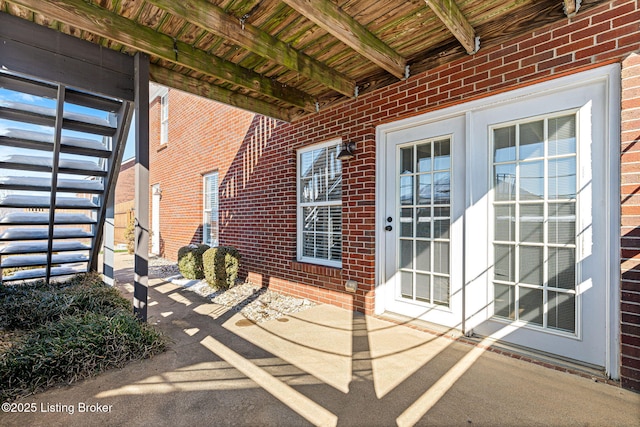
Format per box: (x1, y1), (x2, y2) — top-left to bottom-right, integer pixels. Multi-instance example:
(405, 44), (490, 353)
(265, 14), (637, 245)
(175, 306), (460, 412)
(520, 245), (543, 285)
(519, 287), (543, 326)
(519, 121), (544, 160)
(401, 271), (413, 298)
(494, 126), (516, 163)
(548, 157), (576, 199)
(400, 208), (413, 237)
(520, 203), (544, 243)
(401, 147), (413, 173)
(434, 139), (450, 170)
(548, 247), (575, 290)
(548, 116), (576, 156)
(416, 273), (430, 302)
(520, 160), (544, 200)
(495, 204), (515, 242)
(433, 276), (449, 306)
(417, 174), (432, 204)
(417, 143), (431, 172)
(494, 283), (514, 319)
(416, 240), (431, 271)
(548, 292), (575, 332)
(416, 208), (431, 238)
(434, 172), (450, 204)
(433, 241), (449, 274)
(495, 164), (516, 201)
(400, 240), (413, 269)
(494, 244), (515, 282)
(400, 176), (413, 205)
(548, 202), (575, 244)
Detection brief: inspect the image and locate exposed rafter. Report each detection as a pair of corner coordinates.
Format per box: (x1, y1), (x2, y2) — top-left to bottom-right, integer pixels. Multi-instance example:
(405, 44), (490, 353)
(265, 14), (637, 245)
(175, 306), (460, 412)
(6, 0), (316, 113)
(426, 0), (479, 54)
(281, 0), (406, 79)
(563, 0), (581, 17)
(150, 65), (292, 122)
(146, 0), (356, 97)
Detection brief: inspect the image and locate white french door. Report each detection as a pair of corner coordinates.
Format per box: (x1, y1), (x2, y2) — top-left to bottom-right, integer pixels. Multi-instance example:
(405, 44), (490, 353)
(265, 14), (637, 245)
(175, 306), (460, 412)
(381, 115), (465, 329)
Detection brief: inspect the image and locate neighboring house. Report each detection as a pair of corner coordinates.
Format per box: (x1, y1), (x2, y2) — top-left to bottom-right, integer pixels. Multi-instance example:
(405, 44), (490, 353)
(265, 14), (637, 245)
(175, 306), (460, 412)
(114, 158), (135, 247)
(131, 2), (639, 391)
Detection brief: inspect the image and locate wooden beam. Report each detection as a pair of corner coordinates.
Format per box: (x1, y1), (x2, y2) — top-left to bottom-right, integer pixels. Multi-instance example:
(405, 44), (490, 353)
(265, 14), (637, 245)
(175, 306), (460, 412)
(426, 0), (479, 54)
(146, 0), (355, 97)
(150, 65), (292, 122)
(281, 0), (406, 79)
(6, 0), (316, 112)
(563, 0), (581, 17)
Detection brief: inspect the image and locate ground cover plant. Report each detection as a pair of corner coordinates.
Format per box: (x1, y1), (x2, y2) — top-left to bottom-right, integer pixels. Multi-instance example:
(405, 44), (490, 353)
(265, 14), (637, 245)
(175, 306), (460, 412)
(0, 273), (167, 401)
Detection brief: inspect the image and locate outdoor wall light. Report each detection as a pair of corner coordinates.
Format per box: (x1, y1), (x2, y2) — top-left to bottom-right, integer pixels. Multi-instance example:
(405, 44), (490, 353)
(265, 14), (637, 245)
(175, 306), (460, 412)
(152, 186), (162, 196)
(337, 141), (356, 161)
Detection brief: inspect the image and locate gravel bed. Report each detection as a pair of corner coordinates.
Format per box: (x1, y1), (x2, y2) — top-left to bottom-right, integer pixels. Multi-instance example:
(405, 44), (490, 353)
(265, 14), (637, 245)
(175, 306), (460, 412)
(147, 258), (315, 323)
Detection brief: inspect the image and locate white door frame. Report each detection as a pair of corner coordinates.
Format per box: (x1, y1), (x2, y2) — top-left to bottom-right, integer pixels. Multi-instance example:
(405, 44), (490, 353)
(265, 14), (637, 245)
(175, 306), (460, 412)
(375, 64), (621, 377)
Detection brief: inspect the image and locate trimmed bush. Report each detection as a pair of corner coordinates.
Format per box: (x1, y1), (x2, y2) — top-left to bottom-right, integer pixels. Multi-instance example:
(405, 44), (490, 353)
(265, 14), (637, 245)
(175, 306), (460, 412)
(177, 244), (210, 279)
(203, 246), (241, 289)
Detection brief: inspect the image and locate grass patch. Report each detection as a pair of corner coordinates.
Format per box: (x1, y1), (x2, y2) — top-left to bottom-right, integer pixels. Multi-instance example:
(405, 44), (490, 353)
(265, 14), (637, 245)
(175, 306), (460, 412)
(0, 273), (167, 401)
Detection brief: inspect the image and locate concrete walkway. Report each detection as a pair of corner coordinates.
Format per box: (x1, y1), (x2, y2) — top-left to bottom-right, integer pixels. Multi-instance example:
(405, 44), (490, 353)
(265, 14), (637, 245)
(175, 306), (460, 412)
(1, 255), (639, 426)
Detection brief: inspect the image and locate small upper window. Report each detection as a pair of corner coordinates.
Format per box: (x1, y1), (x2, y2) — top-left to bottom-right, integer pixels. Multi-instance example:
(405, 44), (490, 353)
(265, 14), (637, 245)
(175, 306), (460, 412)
(160, 92), (169, 144)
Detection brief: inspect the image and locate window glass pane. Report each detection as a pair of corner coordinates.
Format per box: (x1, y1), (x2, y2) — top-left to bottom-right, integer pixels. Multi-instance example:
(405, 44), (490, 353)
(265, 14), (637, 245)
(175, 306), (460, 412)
(495, 204), (515, 242)
(400, 175), (413, 205)
(548, 202), (575, 244)
(433, 276), (449, 306)
(519, 287), (543, 325)
(434, 139), (450, 171)
(416, 273), (430, 302)
(494, 244), (515, 282)
(316, 234), (328, 259)
(520, 203), (544, 243)
(401, 271), (413, 298)
(401, 147), (413, 174)
(433, 172), (450, 204)
(300, 151), (313, 178)
(494, 126), (516, 163)
(417, 174), (432, 204)
(330, 235), (342, 261)
(400, 208), (413, 237)
(316, 207), (329, 232)
(548, 247), (575, 290)
(519, 245), (543, 285)
(519, 121), (544, 160)
(494, 283), (514, 319)
(328, 174), (342, 201)
(303, 207), (315, 231)
(548, 157), (576, 199)
(495, 163), (516, 201)
(549, 116), (576, 156)
(417, 143), (431, 173)
(416, 240), (430, 271)
(416, 208), (431, 238)
(303, 233), (315, 257)
(433, 241), (449, 274)
(330, 206), (341, 233)
(300, 178), (313, 203)
(548, 292), (575, 332)
(400, 239), (413, 269)
(520, 160), (544, 200)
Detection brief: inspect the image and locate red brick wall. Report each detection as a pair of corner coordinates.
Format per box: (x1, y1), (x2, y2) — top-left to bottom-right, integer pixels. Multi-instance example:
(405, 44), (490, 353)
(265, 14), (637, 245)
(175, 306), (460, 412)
(145, 0), (639, 390)
(115, 158), (135, 205)
(621, 51), (640, 392)
(148, 89), (255, 260)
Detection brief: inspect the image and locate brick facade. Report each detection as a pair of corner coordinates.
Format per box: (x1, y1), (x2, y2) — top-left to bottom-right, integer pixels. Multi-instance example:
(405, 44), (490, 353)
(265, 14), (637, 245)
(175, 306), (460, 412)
(141, 0), (639, 390)
(114, 158), (135, 206)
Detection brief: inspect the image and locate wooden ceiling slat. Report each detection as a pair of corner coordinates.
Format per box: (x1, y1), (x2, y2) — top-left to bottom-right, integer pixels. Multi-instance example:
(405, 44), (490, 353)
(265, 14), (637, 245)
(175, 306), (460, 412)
(146, 0), (356, 96)
(426, 0), (479, 54)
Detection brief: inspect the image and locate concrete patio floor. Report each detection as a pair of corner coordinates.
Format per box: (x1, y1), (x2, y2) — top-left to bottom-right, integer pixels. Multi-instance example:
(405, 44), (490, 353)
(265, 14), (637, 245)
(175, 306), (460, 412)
(1, 254), (639, 427)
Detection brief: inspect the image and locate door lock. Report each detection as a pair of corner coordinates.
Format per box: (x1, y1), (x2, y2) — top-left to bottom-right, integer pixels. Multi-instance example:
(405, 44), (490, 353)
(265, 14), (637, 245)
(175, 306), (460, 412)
(385, 225), (393, 231)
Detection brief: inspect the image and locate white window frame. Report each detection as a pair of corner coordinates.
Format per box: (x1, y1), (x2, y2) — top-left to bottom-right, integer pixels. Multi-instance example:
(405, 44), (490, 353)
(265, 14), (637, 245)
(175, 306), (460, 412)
(203, 172), (219, 247)
(297, 139), (343, 268)
(160, 91), (169, 144)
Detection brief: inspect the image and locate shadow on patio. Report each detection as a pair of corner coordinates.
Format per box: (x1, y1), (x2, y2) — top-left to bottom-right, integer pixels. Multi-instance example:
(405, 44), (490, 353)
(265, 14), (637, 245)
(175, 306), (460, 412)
(1, 254), (638, 427)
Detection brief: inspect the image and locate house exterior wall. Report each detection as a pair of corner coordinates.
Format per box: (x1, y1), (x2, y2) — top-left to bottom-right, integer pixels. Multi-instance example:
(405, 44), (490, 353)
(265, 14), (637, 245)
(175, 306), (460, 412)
(143, 0), (639, 390)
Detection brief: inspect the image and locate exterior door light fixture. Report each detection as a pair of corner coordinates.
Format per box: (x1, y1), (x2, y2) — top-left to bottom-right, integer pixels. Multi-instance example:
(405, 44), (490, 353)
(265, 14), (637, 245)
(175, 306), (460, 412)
(337, 141), (356, 161)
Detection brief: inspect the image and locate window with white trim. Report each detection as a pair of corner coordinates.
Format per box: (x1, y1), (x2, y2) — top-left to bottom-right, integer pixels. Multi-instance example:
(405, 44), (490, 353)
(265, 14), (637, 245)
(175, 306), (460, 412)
(203, 172), (219, 247)
(297, 140), (342, 267)
(160, 92), (169, 144)
(492, 112), (577, 333)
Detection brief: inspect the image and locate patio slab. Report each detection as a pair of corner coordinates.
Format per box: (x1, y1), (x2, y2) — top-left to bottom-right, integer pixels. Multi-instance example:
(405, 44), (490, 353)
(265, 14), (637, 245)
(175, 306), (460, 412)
(1, 254), (638, 426)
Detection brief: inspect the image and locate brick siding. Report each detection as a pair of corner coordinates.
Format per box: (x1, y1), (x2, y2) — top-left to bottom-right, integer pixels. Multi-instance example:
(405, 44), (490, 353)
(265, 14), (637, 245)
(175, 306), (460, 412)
(139, 0), (640, 391)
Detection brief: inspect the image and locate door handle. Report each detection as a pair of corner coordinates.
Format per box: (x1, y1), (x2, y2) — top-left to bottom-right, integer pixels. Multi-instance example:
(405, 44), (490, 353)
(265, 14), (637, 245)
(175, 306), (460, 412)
(385, 225), (393, 231)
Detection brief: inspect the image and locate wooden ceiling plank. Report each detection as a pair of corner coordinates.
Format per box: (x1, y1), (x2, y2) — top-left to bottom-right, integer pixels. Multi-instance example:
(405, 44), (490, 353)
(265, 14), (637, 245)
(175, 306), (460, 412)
(145, 0), (355, 97)
(425, 0), (479, 54)
(6, 0), (316, 112)
(149, 64), (292, 122)
(281, 0), (406, 79)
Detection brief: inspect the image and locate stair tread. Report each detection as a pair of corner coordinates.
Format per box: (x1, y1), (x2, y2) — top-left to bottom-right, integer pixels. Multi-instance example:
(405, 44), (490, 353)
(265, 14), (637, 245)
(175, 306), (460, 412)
(0, 176), (104, 192)
(2, 265), (88, 281)
(0, 227), (93, 240)
(0, 128), (109, 153)
(0, 194), (98, 208)
(0, 100), (114, 129)
(0, 212), (95, 225)
(1, 253), (89, 268)
(0, 241), (90, 254)
(0, 154), (104, 173)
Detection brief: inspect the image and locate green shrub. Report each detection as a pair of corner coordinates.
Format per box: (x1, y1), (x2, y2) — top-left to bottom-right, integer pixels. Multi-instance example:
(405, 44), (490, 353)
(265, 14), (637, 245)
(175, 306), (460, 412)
(203, 246), (241, 289)
(124, 214), (135, 254)
(177, 244), (210, 280)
